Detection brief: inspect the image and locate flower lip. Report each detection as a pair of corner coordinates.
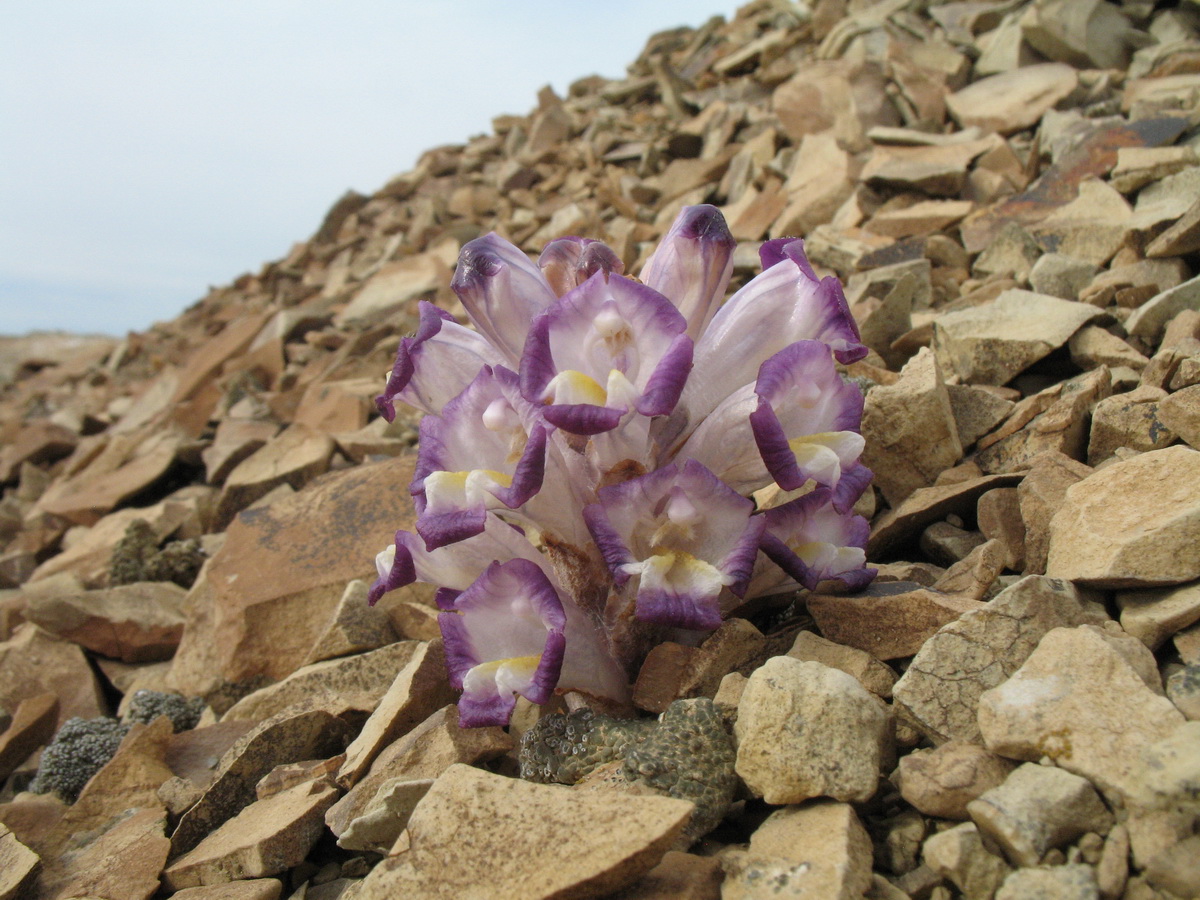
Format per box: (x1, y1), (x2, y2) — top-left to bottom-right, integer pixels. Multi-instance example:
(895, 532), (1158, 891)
(758, 488), (875, 592)
(539, 237), (624, 297)
(519, 271), (693, 435)
(438, 558), (567, 726)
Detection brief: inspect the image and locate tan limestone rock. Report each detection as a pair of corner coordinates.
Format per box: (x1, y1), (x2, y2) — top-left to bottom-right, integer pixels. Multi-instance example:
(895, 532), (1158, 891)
(772, 59), (898, 152)
(869, 473), (1023, 559)
(976, 488), (1025, 571)
(1069, 326), (1150, 373)
(892, 575), (1108, 745)
(202, 418), (279, 485)
(1159, 384), (1200, 449)
(861, 348), (962, 506)
(1119, 582), (1200, 651)
(1127, 275), (1200, 345)
(923, 822), (1012, 900)
(1017, 451), (1093, 575)
(326, 704), (512, 840)
(170, 708), (353, 858)
(40, 806), (170, 900)
(786, 631), (896, 699)
(770, 132), (855, 238)
(1088, 385), (1176, 464)
(221, 640), (421, 722)
(946, 384), (1015, 449)
(335, 639), (456, 789)
(183, 455), (419, 685)
(214, 424), (335, 530)
(946, 63), (1078, 134)
(978, 625), (1186, 800)
(893, 741), (1016, 820)
(336, 776), (434, 855)
(603, 850), (723, 900)
(0, 692), (57, 780)
(967, 762), (1113, 867)
(336, 253), (450, 324)
(169, 881), (283, 900)
(721, 801), (873, 900)
(24, 581), (186, 662)
(303, 579), (400, 665)
(165, 779), (340, 889)
(356, 764), (693, 899)
(0, 624), (106, 730)
(734, 656), (890, 805)
(806, 581), (983, 661)
(1046, 446), (1200, 588)
(0, 822), (39, 900)
(933, 289), (1103, 386)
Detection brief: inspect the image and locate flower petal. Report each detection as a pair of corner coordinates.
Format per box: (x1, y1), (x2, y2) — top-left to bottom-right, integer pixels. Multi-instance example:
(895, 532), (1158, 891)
(412, 366), (549, 548)
(452, 233), (559, 364)
(639, 205), (735, 340)
(439, 558), (567, 726)
(677, 241), (867, 428)
(759, 489), (875, 592)
(747, 341), (866, 494)
(375, 301), (506, 419)
(520, 272), (692, 435)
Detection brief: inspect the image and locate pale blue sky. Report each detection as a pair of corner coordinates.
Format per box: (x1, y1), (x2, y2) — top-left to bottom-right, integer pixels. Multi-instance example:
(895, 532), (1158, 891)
(0, 2), (741, 336)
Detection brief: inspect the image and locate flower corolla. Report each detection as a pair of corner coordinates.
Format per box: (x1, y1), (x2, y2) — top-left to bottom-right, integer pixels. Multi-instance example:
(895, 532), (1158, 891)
(370, 205), (876, 726)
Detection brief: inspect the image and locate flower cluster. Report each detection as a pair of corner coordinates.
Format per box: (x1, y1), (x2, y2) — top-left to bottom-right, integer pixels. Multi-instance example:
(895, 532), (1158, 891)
(370, 205), (875, 726)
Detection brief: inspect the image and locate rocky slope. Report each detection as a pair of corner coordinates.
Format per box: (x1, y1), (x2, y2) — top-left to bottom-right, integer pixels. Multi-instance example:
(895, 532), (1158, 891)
(3, 0), (1200, 897)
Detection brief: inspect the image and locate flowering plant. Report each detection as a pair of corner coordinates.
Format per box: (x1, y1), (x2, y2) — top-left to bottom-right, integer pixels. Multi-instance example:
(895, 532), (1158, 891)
(370, 205), (876, 726)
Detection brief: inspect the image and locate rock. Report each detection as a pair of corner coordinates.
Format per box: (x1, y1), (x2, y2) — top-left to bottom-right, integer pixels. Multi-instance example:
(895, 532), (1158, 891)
(356, 764), (693, 899)
(326, 704), (511, 840)
(1020, 0), (1133, 69)
(1069, 326), (1149, 373)
(336, 252), (451, 324)
(1088, 385), (1176, 464)
(920, 521), (985, 567)
(807, 581), (983, 661)
(893, 741), (1016, 820)
(202, 418), (279, 485)
(220, 640), (421, 722)
(862, 139), (994, 197)
(972, 221), (1043, 283)
(0, 624), (106, 730)
(996, 864), (1101, 900)
(978, 625), (1185, 800)
(24, 580), (186, 662)
(334, 639), (456, 790)
(164, 778), (340, 889)
(170, 708), (353, 858)
(946, 63), (1078, 134)
(39, 806), (170, 900)
(947, 384), (1016, 449)
(734, 656), (890, 805)
(772, 58), (897, 151)
(786, 631), (896, 699)
(1080, 259), (1190, 310)
(923, 821), (1012, 900)
(1117, 581), (1200, 651)
(336, 776), (434, 855)
(0, 822), (39, 900)
(633, 619), (765, 714)
(1127, 274), (1200, 345)
(869, 473), (1023, 559)
(721, 801), (874, 900)
(771, 132), (856, 238)
(1097, 824), (1130, 900)
(933, 289), (1102, 386)
(975, 368), (1112, 475)
(1046, 446), (1200, 588)
(967, 762), (1113, 867)
(213, 424), (336, 530)
(304, 578), (398, 664)
(0, 692), (57, 780)
(1029, 253), (1100, 300)
(604, 851), (723, 900)
(1144, 834), (1200, 899)
(860, 348), (963, 506)
(976, 488), (1025, 571)
(170, 455), (419, 687)
(1018, 452), (1094, 575)
(1159, 384), (1200, 449)
(169, 881), (284, 900)
(1167, 665), (1200, 720)
(892, 575), (1108, 744)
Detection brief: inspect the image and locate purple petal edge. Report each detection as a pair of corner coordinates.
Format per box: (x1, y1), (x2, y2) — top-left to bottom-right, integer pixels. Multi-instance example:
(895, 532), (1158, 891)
(636, 588), (723, 632)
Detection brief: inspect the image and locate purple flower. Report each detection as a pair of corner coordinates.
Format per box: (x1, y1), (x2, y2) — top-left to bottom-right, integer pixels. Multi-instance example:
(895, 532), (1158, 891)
(439, 559), (567, 726)
(759, 489), (875, 592)
(584, 460), (765, 631)
(520, 272), (693, 435)
(368, 206), (876, 728)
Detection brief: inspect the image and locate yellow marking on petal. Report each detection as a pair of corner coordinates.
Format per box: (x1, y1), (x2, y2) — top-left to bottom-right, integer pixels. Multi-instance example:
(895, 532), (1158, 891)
(545, 369), (607, 406)
(462, 654), (542, 695)
(642, 550), (732, 592)
(477, 469), (513, 487)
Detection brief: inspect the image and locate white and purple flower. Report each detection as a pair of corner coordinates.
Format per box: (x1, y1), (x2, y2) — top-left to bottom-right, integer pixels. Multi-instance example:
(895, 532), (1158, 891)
(370, 205), (876, 725)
